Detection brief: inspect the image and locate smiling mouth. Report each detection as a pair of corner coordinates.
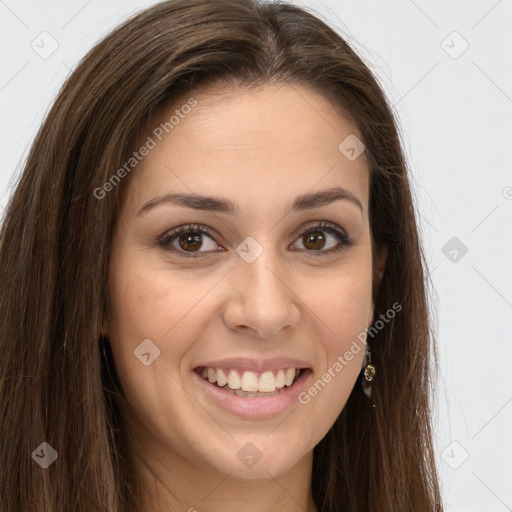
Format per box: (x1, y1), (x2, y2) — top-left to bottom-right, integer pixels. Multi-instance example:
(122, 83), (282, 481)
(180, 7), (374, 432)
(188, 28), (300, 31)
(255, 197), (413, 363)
(194, 366), (305, 397)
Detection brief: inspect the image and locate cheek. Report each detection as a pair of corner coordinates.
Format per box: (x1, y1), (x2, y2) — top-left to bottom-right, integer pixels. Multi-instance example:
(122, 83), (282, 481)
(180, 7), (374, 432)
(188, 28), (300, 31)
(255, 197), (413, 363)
(104, 252), (215, 428)
(295, 260), (372, 434)
(105, 249), (220, 373)
(326, 266), (373, 378)
(305, 253), (374, 349)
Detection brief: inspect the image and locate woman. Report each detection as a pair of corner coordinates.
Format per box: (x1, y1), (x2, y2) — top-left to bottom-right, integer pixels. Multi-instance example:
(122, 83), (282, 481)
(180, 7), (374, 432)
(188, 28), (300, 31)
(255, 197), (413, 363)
(0, 0), (443, 510)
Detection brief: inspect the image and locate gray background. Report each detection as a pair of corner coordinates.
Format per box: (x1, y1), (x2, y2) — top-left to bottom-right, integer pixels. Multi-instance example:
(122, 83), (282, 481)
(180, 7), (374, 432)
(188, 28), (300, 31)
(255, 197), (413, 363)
(1, 1), (511, 510)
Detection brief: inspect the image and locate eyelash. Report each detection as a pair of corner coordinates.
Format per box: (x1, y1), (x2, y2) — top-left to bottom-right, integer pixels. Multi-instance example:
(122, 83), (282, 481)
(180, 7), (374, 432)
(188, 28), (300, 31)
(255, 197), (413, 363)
(157, 221), (353, 259)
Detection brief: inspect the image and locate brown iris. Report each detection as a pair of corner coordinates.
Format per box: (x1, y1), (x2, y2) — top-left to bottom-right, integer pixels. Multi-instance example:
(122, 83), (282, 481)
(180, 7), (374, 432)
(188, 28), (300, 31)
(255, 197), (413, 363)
(179, 232), (203, 252)
(303, 230), (326, 250)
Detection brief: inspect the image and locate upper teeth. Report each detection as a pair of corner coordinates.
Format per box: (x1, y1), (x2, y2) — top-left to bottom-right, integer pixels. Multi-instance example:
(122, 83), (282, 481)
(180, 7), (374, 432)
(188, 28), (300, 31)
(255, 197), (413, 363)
(199, 367), (301, 393)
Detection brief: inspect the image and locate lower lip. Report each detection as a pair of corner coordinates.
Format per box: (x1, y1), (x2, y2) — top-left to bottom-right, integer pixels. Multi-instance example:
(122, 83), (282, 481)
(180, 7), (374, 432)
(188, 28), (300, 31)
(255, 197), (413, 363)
(191, 368), (312, 419)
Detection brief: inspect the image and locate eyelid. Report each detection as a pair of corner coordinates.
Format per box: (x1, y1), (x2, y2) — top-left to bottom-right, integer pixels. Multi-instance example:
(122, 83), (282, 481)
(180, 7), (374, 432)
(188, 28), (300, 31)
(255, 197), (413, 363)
(293, 220), (347, 238)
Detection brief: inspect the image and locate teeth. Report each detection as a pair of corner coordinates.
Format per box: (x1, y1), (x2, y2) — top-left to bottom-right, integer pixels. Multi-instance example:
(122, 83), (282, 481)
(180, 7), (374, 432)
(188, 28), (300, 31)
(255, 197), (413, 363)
(240, 370), (259, 392)
(275, 369), (285, 388)
(201, 367), (302, 393)
(258, 371), (276, 392)
(284, 368), (296, 386)
(227, 370), (241, 389)
(216, 368), (228, 387)
(207, 367), (217, 383)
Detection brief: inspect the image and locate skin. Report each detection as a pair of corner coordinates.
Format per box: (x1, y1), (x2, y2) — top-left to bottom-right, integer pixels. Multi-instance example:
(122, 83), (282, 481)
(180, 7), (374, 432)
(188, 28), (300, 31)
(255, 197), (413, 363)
(105, 82), (387, 512)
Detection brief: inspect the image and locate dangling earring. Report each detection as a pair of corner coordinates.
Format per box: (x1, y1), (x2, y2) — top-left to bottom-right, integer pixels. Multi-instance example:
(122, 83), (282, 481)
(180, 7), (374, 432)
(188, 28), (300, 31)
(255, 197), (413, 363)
(361, 341), (376, 406)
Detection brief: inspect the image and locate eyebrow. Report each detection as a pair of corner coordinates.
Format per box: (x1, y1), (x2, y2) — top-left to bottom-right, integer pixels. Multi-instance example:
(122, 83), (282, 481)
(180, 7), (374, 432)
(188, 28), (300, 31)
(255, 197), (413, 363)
(136, 186), (363, 217)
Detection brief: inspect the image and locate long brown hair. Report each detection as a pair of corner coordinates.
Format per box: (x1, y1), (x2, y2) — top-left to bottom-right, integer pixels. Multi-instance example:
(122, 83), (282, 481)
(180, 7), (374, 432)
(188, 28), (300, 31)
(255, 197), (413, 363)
(0, 0), (443, 510)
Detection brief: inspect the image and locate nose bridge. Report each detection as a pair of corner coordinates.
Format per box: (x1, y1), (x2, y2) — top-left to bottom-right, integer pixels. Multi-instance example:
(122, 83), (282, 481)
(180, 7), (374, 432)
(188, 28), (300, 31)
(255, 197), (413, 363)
(224, 235), (299, 336)
(240, 237), (289, 304)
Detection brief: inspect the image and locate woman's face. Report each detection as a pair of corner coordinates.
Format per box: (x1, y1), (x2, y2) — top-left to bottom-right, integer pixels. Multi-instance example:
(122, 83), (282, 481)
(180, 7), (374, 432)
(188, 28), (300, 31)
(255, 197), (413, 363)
(106, 83), (386, 482)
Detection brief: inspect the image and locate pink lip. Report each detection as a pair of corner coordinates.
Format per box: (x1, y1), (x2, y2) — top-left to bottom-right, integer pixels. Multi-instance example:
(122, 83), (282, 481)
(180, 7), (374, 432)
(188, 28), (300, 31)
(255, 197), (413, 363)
(193, 357), (312, 372)
(191, 367), (312, 419)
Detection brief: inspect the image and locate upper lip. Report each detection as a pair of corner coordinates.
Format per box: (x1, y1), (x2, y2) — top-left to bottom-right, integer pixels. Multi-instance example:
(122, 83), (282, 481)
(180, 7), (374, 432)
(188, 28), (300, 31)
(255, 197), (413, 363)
(194, 357), (312, 372)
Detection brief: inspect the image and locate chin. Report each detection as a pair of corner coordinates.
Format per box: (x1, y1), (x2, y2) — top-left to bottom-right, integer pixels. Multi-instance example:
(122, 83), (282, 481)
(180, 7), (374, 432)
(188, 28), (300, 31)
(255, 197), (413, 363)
(203, 437), (308, 480)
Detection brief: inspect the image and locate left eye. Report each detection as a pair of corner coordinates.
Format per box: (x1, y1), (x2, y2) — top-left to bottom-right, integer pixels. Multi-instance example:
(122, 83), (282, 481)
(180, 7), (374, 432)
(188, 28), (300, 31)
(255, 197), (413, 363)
(157, 221), (353, 258)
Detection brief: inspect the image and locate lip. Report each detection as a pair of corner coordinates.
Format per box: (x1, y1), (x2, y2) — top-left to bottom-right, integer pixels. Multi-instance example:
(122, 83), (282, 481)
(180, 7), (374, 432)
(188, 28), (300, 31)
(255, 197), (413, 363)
(191, 367), (312, 420)
(193, 357), (312, 373)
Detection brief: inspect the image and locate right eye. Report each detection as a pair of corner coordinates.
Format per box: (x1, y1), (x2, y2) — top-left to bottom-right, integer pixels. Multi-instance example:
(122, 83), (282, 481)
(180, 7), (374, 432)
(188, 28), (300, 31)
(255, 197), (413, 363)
(157, 223), (224, 258)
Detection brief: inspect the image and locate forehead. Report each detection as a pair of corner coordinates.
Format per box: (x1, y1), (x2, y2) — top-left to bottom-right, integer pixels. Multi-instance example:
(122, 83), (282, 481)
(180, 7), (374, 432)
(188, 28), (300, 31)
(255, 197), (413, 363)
(123, 83), (369, 218)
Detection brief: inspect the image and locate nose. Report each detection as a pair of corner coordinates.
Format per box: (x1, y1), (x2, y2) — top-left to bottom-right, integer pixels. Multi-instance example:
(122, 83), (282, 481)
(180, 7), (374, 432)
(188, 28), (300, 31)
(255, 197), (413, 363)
(222, 245), (300, 338)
